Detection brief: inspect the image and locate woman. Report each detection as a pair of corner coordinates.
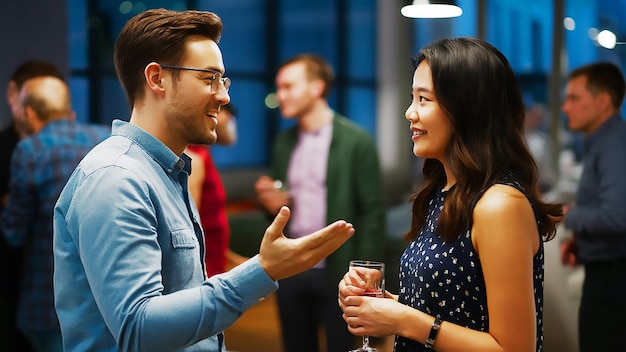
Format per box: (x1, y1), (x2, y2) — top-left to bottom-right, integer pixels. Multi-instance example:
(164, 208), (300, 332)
(338, 37), (562, 351)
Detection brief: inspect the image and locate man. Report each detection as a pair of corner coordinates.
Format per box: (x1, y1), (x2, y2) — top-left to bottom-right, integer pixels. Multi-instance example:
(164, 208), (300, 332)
(0, 60), (63, 352)
(560, 62), (626, 352)
(1, 75), (109, 351)
(2, 62), (65, 203)
(186, 103), (247, 277)
(53, 9), (354, 352)
(254, 54), (385, 352)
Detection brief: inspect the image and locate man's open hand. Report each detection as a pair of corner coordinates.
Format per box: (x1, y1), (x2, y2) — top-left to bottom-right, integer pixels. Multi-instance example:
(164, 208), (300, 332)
(258, 206), (355, 281)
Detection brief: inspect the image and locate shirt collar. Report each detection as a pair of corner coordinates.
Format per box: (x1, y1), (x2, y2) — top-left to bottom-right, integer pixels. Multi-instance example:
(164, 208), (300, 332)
(110, 119), (188, 175)
(298, 120), (333, 138)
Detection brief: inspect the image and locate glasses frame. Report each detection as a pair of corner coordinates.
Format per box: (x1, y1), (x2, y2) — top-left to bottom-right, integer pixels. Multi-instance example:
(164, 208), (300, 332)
(159, 64), (231, 93)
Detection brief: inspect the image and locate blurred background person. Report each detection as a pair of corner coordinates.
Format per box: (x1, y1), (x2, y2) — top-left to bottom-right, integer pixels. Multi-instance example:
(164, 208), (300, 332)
(524, 102), (557, 195)
(560, 62), (626, 352)
(0, 60), (65, 352)
(255, 53), (386, 352)
(186, 103), (247, 278)
(0, 76), (109, 351)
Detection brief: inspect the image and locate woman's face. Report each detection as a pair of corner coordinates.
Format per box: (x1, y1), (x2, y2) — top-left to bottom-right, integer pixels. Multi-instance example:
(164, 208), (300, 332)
(405, 60), (454, 162)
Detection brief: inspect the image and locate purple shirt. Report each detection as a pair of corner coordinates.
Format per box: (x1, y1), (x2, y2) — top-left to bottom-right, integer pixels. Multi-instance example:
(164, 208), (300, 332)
(287, 123), (332, 267)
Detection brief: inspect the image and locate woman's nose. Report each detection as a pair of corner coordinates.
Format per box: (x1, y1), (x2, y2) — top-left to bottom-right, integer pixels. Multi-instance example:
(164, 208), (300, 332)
(405, 105), (417, 121)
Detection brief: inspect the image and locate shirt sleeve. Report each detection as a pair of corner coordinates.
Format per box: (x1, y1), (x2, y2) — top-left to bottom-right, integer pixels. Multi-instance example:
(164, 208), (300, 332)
(65, 165), (277, 351)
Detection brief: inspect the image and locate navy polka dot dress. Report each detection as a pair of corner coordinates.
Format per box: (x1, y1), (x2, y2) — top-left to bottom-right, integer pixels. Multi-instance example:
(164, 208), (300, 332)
(394, 179), (544, 351)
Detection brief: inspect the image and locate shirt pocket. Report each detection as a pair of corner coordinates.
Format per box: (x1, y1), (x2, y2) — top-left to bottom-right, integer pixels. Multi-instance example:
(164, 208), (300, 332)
(164, 227), (202, 292)
(170, 228), (198, 249)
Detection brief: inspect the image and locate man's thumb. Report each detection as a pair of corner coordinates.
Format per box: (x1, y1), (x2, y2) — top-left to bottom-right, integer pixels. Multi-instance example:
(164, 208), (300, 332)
(266, 206), (291, 239)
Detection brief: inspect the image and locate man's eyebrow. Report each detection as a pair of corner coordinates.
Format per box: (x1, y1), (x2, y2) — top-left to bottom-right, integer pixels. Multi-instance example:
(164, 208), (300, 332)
(204, 65), (224, 74)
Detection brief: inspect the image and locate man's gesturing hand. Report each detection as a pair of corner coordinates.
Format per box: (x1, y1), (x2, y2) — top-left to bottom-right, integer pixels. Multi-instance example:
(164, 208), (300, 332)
(259, 206), (355, 281)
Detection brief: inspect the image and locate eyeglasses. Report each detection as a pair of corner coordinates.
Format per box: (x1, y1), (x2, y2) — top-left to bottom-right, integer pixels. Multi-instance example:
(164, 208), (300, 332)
(159, 64), (231, 93)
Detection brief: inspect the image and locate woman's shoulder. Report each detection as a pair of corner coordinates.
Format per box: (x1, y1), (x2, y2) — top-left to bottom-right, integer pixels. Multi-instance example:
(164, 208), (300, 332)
(473, 183), (530, 219)
(471, 183), (539, 254)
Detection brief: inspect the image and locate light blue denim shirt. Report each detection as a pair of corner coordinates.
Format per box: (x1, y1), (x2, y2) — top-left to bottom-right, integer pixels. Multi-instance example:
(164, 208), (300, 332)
(53, 120), (277, 351)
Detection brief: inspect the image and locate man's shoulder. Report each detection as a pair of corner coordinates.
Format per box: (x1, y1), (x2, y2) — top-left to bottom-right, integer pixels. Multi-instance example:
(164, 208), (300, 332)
(78, 136), (133, 171)
(332, 115), (375, 146)
(40, 120), (109, 141)
(596, 117), (626, 147)
(333, 115), (369, 134)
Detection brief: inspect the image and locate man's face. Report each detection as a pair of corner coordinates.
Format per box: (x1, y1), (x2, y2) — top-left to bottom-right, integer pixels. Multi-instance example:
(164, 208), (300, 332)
(275, 62), (318, 119)
(562, 75), (604, 134)
(164, 36), (230, 146)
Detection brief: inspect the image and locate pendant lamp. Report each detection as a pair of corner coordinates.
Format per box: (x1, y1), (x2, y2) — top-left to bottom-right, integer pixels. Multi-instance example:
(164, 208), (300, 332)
(401, 0), (463, 19)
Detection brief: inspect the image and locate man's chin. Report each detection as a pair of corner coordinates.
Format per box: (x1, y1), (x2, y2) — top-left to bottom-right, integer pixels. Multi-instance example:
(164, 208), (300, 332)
(191, 134), (217, 146)
(205, 136), (218, 145)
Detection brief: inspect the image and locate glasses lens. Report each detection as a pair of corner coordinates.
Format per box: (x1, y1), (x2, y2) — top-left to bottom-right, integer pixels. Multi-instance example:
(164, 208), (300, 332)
(213, 75), (230, 93)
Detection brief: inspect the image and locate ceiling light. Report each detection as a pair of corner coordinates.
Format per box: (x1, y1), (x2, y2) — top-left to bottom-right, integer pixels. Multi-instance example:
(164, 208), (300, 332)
(597, 30), (618, 49)
(401, 0), (463, 19)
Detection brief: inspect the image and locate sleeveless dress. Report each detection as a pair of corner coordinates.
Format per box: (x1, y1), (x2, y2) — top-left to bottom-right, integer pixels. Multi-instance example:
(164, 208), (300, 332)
(394, 178), (544, 351)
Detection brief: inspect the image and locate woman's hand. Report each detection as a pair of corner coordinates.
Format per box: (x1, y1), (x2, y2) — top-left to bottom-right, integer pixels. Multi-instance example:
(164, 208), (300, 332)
(338, 270), (402, 337)
(341, 291), (404, 337)
(338, 270), (367, 311)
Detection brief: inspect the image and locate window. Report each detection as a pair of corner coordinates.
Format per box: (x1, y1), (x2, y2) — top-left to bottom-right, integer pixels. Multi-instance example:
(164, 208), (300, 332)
(68, 0), (378, 168)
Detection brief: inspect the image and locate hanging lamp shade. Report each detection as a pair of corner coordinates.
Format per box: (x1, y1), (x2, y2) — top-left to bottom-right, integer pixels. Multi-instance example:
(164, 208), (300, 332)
(401, 0), (463, 18)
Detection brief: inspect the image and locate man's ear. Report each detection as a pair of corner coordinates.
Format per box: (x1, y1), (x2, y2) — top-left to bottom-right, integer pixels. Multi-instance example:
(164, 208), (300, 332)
(310, 78), (325, 99)
(145, 62), (166, 96)
(7, 80), (18, 105)
(23, 105), (42, 134)
(596, 90), (614, 111)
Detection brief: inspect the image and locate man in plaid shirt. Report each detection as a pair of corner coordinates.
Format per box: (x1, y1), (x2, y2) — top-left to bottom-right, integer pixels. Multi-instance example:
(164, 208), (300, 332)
(0, 75), (109, 352)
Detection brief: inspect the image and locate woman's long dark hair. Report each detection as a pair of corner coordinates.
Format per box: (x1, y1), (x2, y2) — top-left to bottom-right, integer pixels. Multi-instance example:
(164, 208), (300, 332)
(405, 37), (562, 242)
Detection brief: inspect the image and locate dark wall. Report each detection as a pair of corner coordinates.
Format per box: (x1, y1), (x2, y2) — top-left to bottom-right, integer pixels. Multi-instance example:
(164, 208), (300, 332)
(0, 0), (68, 129)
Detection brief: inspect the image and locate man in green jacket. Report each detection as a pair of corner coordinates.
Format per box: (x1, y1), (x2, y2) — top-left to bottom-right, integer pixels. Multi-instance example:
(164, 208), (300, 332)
(255, 54), (385, 352)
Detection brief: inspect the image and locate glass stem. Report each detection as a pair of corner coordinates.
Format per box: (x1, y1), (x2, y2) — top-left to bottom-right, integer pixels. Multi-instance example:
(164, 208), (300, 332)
(363, 336), (370, 347)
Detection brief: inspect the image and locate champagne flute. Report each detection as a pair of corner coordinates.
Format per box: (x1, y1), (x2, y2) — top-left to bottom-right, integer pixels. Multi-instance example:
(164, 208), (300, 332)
(348, 260), (385, 352)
